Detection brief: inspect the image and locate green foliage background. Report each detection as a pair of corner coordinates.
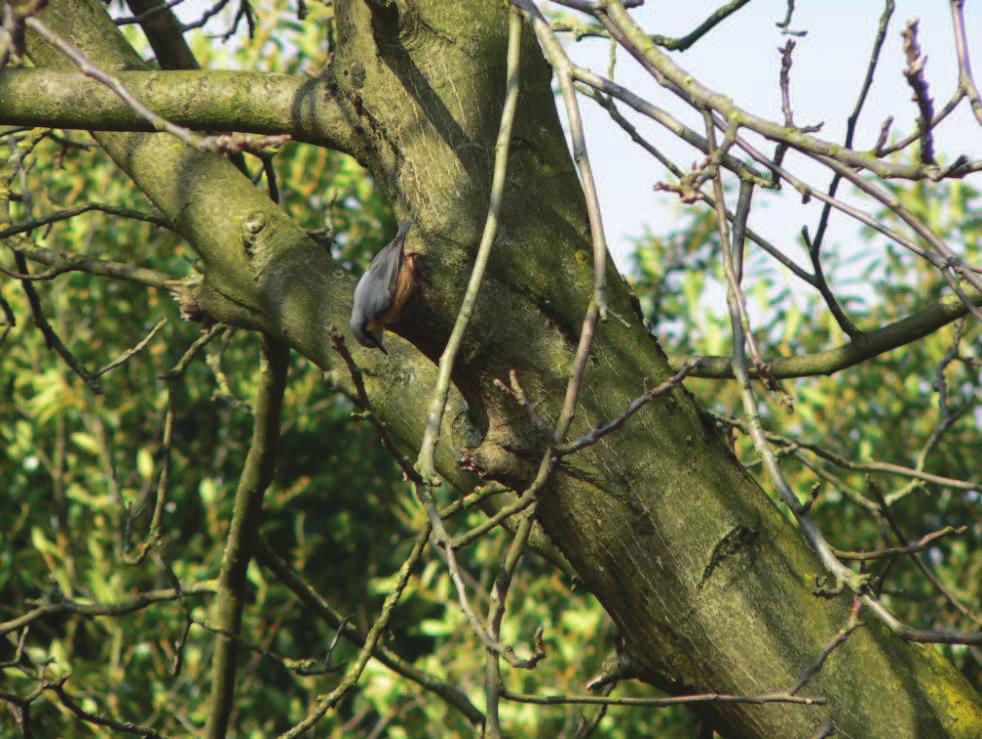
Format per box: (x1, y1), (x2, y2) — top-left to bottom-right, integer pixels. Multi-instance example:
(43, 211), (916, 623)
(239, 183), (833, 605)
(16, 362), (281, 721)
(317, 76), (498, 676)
(1, 1), (978, 736)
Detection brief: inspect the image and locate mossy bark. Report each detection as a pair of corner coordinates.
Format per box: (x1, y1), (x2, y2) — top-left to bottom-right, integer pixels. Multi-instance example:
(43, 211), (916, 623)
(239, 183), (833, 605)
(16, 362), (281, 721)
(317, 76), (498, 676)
(21, 1), (982, 736)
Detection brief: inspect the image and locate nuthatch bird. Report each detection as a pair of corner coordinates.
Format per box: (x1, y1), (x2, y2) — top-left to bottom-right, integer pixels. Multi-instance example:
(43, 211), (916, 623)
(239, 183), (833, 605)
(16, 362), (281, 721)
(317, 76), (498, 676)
(350, 221), (418, 353)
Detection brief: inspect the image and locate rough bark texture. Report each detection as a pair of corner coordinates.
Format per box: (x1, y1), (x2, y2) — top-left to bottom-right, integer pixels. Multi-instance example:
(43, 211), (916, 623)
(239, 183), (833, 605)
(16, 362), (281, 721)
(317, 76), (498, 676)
(21, 1), (982, 736)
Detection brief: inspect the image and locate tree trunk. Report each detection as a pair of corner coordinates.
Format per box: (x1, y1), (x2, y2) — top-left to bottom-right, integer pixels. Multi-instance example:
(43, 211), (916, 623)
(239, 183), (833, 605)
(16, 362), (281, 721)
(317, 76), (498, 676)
(22, 1), (981, 736)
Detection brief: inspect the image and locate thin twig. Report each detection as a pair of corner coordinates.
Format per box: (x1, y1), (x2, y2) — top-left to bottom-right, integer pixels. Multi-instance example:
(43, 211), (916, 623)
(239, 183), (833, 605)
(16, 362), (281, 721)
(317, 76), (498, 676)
(513, 0), (607, 318)
(328, 329), (420, 483)
(557, 360), (700, 454)
(255, 537), (484, 726)
(501, 688), (823, 707)
(832, 525), (967, 562)
(25, 17), (289, 154)
(949, 0), (982, 124)
(869, 479), (981, 625)
(803, 0), (895, 338)
(278, 522), (432, 738)
(553, 0), (751, 51)
(775, 0), (806, 37)
(485, 510), (543, 737)
(7, 241), (174, 289)
(124, 326), (225, 565)
(43, 677), (162, 738)
(596, 1), (957, 182)
(0, 584), (214, 637)
(94, 319), (166, 377)
(408, 6), (542, 677)
(715, 413), (977, 491)
(115, 0), (187, 26)
(572, 66), (770, 186)
(789, 599), (863, 695)
(0, 203), (169, 239)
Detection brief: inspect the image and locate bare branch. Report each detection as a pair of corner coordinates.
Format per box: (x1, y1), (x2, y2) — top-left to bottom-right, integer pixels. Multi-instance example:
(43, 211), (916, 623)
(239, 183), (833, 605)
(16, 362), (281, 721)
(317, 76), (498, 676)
(557, 360), (700, 454)
(328, 329), (421, 484)
(672, 285), (982, 379)
(789, 599), (863, 695)
(949, 0), (982, 124)
(0, 203), (169, 239)
(869, 479), (980, 626)
(775, 0), (806, 37)
(833, 525), (967, 562)
(501, 688), (824, 708)
(595, 1), (961, 181)
(43, 676), (162, 738)
(572, 66), (771, 186)
(115, 0), (187, 26)
(124, 326), (226, 565)
(0, 584), (214, 637)
(716, 413), (978, 491)
(94, 319), (166, 377)
(514, 0), (608, 317)
(7, 241), (174, 289)
(803, 0), (895, 338)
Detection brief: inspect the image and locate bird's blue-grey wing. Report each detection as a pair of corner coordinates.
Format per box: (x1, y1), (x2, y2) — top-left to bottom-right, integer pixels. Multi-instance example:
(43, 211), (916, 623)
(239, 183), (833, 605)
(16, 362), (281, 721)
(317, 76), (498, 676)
(350, 224), (411, 349)
(353, 238), (402, 322)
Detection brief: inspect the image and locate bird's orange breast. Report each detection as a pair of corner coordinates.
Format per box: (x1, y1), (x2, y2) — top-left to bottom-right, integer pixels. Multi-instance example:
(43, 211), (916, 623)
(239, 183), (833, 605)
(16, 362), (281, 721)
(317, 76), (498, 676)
(368, 254), (417, 331)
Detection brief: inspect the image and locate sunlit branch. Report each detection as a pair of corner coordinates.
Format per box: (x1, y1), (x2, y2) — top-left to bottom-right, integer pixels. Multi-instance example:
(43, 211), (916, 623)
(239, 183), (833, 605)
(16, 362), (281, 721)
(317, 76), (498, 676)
(716, 413), (977, 491)
(572, 66), (770, 186)
(551, 0), (750, 51)
(673, 285), (981, 379)
(949, 0), (982, 125)
(596, 1), (959, 181)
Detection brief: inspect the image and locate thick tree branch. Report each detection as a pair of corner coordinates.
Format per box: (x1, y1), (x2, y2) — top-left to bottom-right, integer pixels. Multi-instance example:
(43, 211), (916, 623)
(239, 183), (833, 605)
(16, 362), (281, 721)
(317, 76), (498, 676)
(0, 68), (353, 150)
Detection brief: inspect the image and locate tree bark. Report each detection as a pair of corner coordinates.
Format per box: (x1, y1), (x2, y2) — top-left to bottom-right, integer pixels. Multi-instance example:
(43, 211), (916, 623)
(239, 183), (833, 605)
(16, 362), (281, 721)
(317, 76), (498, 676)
(19, 1), (982, 736)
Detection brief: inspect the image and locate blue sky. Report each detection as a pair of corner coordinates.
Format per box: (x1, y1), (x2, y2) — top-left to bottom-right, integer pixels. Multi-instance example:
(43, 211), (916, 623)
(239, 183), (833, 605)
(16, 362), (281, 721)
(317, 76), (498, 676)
(555, 0), (980, 271)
